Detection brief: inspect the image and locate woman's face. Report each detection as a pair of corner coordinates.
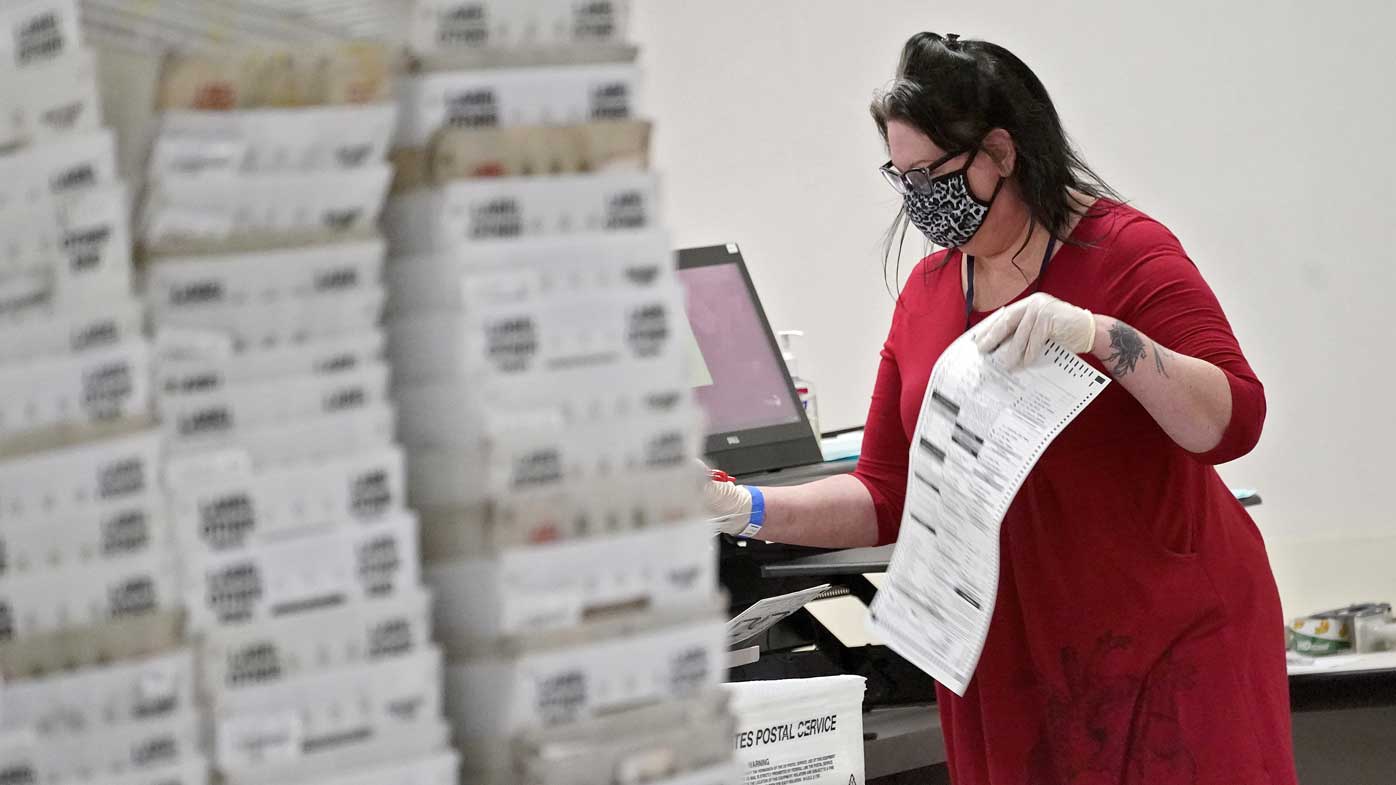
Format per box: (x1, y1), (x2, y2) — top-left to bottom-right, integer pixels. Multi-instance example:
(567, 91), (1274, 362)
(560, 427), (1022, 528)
(885, 119), (1017, 254)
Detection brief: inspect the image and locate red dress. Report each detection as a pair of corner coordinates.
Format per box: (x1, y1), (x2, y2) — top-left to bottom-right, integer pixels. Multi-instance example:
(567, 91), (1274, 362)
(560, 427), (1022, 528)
(852, 201), (1297, 785)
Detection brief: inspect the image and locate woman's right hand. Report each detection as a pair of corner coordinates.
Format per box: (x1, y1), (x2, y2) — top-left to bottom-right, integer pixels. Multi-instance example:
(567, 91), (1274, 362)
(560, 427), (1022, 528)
(697, 460), (764, 537)
(703, 478), (756, 536)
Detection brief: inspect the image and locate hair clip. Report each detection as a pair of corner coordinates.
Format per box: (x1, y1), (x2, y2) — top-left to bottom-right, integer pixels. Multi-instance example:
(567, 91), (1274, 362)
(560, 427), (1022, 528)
(945, 33), (962, 46)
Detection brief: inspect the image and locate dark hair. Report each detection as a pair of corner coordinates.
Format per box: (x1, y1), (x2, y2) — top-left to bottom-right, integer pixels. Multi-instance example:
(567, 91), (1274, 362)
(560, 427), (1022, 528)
(871, 32), (1120, 292)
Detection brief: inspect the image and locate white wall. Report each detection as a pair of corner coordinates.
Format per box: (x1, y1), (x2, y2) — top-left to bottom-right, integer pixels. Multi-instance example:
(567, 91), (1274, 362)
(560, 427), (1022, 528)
(633, 0), (1396, 616)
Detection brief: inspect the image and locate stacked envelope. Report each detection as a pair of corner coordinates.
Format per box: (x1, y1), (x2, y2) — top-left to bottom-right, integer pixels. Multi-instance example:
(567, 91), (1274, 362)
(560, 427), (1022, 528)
(404, 0), (634, 59)
(387, 3), (738, 784)
(137, 39), (455, 785)
(0, 2), (202, 783)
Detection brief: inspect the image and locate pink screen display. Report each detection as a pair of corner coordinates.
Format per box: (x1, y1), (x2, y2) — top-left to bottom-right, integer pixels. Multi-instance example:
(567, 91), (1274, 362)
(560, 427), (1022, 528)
(679, 263), (802, 434)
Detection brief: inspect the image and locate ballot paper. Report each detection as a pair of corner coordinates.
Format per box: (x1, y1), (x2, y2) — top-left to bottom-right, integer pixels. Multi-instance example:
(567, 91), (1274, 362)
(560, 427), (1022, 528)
(868, 329), (1109, 695)
(727, 584), (830, 648)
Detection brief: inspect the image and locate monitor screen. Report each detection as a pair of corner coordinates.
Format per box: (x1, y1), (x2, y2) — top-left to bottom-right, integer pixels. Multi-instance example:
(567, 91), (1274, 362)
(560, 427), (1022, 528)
(677, 259), (804, 435)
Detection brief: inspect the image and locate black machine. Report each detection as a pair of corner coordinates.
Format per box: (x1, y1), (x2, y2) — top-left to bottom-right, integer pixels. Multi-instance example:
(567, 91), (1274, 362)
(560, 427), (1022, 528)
(675, 243), (824, 476)
(675, 242), (927, 706)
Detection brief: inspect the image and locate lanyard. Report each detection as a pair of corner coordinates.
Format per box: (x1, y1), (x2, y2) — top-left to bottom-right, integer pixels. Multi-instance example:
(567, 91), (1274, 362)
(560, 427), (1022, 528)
(963, 235), (1058, 332)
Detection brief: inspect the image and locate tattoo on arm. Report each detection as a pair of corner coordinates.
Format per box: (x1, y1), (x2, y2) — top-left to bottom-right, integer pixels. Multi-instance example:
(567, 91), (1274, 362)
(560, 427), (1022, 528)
(1152, 341), (1172, 378)
(1104, 322), (1147, 377)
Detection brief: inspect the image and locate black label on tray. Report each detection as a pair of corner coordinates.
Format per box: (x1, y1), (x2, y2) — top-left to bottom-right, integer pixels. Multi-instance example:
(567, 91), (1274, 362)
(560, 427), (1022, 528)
(15, 12), (63, 66)
(83, 361), (133, 415)
(130, 734), (177, 766)
(605, 189), (647, 229)
(99, 457), (146, 498)
(369, 618), (412, 658)
(110, 575), (158, 618)
(335, 144), (372, 168)
(446, 87), (498, 128)
(133, 678), (178, 719)
(178, 406), (232, 436)
(102, 508), (150, 555)
(350, 469), (392, 519)
(590, 81), (631, 121)
(228, 641), (283, 687)
(513, 448), (562, 490)
(323, 208), (363, 232)
(315, 352), (358, 374)
(325, 386), (367, 412)
(201, 493), (255, 549)
(669, 645), (711, 692)
(470, 197), (522, 239)
(537, 670), (587, 725)
(72, 318), (119, 350)
(626, 303), (669, 358)
(358, 535), (401, 597)
(438, 3), (489, 47)
(41, 101), (83, 131)
(485, 315), (537, 373)
(574, 1), (618, 40)
(646, 431), (687, 468)
(51, 163), (95, 193)
(169, 371), (219, 394)
(64, 224), (112, 273)
(170, 280), (223, 305)
(209, 563), (263, 623)
(314, 267), (358, 292)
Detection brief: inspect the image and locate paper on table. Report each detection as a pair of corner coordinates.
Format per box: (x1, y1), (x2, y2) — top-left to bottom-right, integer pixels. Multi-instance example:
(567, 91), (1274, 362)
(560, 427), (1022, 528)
(868, 327), (1110, 695)
(727, 583), (831, 647)
(1287, 650), (1396, 676)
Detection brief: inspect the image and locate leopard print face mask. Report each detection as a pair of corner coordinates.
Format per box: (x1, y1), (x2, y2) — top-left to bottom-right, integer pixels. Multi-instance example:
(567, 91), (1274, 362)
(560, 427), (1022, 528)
(903, 148), (1004, 248)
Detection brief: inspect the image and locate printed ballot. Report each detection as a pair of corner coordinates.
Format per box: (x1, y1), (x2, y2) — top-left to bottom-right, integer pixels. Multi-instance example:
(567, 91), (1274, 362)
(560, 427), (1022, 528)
(726, 584), (830, 648)
(868, 327), (1109, 695)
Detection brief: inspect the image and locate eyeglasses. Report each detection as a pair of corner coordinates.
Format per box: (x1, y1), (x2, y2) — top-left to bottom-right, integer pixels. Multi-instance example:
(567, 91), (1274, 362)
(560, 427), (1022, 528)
(879, 149), (965, 195)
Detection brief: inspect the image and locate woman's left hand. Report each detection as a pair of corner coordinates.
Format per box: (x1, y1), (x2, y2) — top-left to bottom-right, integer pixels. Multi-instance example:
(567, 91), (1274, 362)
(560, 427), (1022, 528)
(974, 292), (1096, 368)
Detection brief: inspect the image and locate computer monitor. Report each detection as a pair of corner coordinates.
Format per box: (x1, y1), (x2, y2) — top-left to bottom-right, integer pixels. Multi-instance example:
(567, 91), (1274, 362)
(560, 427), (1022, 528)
(676, 243), (824, 476)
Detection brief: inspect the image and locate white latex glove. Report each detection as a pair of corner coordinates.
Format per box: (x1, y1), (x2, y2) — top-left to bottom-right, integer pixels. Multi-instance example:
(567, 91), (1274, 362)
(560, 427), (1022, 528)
(974, 292), (1095, 369)
(702, 479), (755, 536)
(696, 459), (766, 537)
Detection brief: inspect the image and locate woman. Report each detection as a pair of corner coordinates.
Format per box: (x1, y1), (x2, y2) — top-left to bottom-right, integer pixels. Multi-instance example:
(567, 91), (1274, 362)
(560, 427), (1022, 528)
(706, 32), (1297, 785)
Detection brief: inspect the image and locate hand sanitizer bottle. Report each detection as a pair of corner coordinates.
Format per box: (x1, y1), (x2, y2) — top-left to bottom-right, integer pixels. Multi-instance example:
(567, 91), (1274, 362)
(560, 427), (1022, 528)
(777, 330), (819, 438)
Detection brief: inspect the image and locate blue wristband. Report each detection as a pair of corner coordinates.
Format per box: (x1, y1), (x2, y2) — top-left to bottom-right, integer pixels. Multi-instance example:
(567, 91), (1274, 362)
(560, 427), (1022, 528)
(738, 485), (766, 539)
(746, 486), (766, 524)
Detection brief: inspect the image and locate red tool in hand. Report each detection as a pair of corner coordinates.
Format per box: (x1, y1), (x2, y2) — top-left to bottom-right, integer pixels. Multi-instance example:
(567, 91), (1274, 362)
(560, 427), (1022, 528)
(709, 469), (736, 484)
